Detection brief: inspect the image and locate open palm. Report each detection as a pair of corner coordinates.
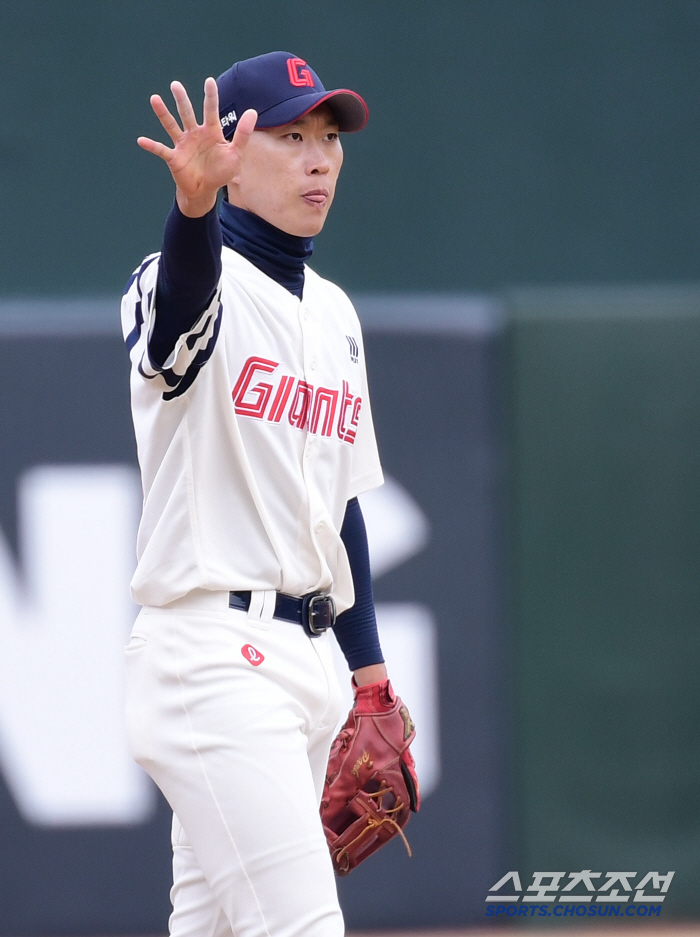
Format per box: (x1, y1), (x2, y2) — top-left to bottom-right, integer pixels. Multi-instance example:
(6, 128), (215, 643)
(138, 77), (257, 213)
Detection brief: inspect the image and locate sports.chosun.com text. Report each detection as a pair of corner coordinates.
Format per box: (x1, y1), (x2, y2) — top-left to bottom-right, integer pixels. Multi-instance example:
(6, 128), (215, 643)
(486, 904), (661, 918)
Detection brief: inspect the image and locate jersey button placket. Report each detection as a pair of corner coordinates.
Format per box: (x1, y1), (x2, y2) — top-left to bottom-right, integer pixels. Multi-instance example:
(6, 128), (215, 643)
(303, 439), (316, 487)
(299, 303), (315, 379)
(298, 304), (326, 552)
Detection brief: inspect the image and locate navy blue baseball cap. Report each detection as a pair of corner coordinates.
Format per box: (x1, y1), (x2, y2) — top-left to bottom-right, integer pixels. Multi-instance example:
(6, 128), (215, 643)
(217, 51), (368, 139)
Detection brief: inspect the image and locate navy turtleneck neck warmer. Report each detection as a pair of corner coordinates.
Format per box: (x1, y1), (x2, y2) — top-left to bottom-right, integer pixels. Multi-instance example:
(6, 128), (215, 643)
(219, 200), (313, 299)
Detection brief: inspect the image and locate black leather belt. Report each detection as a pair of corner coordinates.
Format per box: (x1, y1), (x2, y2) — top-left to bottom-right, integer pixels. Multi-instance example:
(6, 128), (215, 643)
(229, 590), (336, 636)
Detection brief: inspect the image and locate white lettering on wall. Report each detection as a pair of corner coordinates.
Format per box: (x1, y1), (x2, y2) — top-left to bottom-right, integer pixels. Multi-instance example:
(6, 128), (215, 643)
(0, 465), (153, 826)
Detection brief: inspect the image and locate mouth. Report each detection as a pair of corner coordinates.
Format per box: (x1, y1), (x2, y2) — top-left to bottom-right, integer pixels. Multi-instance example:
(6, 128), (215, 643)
(301, 188), (330, 206)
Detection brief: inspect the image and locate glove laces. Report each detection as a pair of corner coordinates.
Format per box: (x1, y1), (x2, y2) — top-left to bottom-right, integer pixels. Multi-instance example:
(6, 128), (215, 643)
(334, 782), (412, 872)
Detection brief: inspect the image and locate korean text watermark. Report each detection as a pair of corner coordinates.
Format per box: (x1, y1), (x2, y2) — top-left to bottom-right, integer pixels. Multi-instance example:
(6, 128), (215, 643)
(485, 870), (673, 915)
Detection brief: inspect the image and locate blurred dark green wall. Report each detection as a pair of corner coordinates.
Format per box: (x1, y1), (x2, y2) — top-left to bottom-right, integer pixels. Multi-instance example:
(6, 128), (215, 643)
(3, 0), (700, 916)
(508, 284), (700, 917)
(2, 0), (700, 296)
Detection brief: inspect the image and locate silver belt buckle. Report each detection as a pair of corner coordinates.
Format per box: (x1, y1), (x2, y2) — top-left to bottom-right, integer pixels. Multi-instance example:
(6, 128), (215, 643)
(302, 593), (336, 636)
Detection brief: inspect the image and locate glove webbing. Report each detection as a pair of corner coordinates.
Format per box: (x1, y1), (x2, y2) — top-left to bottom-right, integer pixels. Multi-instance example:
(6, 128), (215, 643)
(334, 783), (413, 869)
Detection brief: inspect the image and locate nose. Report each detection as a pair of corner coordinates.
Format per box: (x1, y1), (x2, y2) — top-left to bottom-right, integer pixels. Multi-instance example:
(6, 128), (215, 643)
(309, 160), (330, 176)
(307, 142), (331, 175)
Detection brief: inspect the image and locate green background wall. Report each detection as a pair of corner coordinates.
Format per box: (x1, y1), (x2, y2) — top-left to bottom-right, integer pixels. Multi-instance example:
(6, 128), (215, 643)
(2, 0), (700, 919)
(507, 285), (700, 917)
(2, 0), (700, 296)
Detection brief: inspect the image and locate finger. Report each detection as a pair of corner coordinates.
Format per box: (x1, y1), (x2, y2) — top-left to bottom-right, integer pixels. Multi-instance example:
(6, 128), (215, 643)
(202, 76), (221, 129)
(149, 94), (184, 143)
(170, 80), (198, 132)
(231, 108), (258, 152)
(137, 136), (174, 163)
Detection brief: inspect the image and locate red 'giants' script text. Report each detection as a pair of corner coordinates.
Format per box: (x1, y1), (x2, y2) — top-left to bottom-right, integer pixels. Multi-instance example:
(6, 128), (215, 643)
(232, 356), (361, 444)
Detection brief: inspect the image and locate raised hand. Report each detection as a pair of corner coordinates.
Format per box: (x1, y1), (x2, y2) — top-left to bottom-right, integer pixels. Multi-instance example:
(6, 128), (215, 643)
(138, 77), (257, 217)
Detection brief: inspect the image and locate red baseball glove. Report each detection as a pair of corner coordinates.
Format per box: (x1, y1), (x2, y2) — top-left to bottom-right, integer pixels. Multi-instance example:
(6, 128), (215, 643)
(320, 678), (420, 875)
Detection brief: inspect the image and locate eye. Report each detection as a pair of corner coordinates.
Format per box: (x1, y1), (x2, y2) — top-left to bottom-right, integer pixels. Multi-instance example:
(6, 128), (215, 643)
(285, 131), (303, 141)
(325, 132), (339, 142)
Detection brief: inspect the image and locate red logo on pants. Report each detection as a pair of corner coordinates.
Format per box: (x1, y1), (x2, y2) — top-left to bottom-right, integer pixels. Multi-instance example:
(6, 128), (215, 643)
(241, 644), (265, 666)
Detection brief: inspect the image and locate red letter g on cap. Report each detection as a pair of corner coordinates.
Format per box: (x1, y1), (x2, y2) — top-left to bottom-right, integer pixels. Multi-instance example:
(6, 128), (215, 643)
(287, 57), (314, 88)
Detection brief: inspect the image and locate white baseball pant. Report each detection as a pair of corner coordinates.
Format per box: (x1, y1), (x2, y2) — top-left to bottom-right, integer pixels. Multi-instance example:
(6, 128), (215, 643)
(124, 588), (345, 937)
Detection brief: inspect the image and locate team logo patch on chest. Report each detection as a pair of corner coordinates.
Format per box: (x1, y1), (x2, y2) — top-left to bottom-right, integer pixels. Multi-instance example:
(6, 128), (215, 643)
(232, 356), (361, 444)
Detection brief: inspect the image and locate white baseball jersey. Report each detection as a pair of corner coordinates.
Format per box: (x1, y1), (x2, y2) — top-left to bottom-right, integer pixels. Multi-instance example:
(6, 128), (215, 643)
(121, 245), (384, 609)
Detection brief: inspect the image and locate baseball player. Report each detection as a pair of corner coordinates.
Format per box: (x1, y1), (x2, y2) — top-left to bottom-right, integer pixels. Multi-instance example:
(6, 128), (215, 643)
(121, 51), (415, 937)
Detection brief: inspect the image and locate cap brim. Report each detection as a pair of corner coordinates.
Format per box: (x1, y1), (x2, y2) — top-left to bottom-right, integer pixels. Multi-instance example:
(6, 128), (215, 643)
(256, 89), (369, 132)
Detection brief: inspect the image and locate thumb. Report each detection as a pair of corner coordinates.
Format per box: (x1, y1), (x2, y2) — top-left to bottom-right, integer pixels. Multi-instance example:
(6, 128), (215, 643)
(232, 109), (258, 151)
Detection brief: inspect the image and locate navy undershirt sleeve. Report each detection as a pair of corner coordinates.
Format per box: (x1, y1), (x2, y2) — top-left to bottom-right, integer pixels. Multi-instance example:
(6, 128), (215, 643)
(334, 497), (385, 671)
(150, 200), (223, 368)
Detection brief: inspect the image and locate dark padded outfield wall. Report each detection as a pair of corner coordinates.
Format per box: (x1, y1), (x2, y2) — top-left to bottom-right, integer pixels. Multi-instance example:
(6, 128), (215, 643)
(507, 284), (700, 920)
(0, 296), (509, 933)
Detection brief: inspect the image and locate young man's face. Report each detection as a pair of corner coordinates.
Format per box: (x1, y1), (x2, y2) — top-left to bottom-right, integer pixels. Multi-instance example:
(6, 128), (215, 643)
(227, 103), (343, 237)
